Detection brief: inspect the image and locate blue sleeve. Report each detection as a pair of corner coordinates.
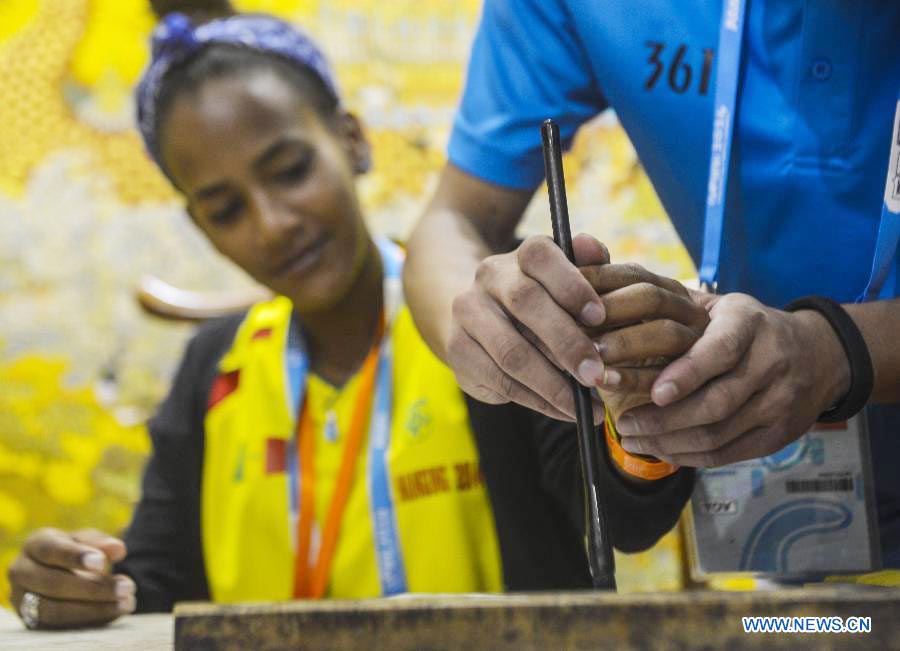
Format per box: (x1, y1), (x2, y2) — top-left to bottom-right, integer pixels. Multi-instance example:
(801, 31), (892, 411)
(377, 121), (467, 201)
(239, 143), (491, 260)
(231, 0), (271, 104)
(448, 0), (608, 190)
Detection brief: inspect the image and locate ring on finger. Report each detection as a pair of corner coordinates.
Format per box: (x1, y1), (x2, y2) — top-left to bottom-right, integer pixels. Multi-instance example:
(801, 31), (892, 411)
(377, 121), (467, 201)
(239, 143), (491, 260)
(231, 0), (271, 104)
(20, 591), (41, 630)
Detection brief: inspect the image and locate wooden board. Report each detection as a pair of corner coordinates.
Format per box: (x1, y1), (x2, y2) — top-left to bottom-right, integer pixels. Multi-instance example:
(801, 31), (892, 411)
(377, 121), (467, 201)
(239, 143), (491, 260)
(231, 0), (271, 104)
(175, 587), (900, 650)
(0, 609), (172, 651)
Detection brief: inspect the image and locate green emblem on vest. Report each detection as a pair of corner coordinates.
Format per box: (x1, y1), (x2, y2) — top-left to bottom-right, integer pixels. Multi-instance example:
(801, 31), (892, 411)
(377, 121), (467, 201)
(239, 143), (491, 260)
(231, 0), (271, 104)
(405, 399), (431, 440)
(233, 443), (246, 483)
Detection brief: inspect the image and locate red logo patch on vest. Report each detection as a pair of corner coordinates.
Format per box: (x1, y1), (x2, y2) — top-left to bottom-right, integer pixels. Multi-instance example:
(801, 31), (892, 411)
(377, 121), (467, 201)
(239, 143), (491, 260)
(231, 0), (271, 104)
(265, 438), (288, 474)
(207, 369), (240, 410)
(251, 328), (273, 341)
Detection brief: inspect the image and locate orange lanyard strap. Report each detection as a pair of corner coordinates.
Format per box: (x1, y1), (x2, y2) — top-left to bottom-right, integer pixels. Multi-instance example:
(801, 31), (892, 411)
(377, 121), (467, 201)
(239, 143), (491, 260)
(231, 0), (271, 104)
(293, 400), (317, 598)
(293, 324), (383, 599)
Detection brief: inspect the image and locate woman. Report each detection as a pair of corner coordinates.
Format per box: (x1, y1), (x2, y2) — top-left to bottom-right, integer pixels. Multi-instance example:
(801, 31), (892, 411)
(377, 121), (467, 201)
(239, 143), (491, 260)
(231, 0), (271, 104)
(8, 4), (702, 629)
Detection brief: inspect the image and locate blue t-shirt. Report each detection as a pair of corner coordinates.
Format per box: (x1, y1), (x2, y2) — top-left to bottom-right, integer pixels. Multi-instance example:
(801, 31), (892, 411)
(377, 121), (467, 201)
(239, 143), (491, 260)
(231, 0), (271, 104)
(448, 0), (900, 566)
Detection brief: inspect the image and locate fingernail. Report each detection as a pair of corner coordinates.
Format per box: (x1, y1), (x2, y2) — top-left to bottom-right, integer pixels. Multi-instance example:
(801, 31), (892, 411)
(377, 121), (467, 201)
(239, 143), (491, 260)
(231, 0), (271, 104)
(82, 551), (105, 572)
(577, 358), (604, 385)
(621, 437), (639, 454)
(617, 414), (637, 435)
(118, 594), (136, 614)
(580, 301), (605, 326)
(115, 578), (136, 598)
(600, 369), (621, 388)
(652, 381), (678, 406)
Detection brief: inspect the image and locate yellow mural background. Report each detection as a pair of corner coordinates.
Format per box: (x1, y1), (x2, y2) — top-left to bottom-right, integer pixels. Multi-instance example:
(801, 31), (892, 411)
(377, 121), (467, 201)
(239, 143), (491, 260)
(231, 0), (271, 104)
(0, 0), (695, 607)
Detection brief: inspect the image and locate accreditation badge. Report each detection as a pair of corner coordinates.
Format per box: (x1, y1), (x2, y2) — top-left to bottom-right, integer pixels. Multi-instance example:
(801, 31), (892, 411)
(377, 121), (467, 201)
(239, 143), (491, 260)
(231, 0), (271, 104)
(687, 411), (881, 578)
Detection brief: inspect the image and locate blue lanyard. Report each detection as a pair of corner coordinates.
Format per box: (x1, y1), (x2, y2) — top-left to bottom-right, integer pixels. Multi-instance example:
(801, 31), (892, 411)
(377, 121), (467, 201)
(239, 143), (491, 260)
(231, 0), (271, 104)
(700, 0), (900, 302)
(860, 94), (900, 302)
(285, 237), (408, 596)
(698, 0), (748, 293)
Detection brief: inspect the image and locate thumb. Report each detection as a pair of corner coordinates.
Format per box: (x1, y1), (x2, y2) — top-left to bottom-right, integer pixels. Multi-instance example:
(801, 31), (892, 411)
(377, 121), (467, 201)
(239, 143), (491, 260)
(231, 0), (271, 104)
(72, 529), (127, 565)
(573, 233), (610, 267)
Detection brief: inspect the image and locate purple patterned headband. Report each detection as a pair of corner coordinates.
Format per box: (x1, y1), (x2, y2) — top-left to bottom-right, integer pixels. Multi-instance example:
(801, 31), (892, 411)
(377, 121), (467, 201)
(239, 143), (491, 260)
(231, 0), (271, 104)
(136, 12), (340, 168)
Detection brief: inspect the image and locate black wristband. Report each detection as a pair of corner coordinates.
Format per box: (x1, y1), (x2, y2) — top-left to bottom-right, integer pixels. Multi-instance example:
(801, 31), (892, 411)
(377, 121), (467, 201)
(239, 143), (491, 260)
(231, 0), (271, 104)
(784, 296), (873, 423)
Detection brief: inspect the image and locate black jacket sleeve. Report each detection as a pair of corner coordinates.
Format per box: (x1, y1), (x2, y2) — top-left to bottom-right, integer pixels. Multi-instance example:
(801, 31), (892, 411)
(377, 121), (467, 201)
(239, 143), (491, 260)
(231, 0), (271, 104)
(465, 396), (694, 591)
(115, 314), (243, 612)
(527, 406), (695, 552)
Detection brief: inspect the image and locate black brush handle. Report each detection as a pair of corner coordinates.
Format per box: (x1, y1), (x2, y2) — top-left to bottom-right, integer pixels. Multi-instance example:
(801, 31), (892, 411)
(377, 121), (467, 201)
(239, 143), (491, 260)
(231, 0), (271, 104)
(541, 119), (616, 591)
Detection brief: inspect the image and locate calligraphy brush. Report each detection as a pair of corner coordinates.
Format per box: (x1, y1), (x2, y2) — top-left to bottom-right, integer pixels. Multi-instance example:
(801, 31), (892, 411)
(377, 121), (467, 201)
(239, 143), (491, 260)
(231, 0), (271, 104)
(541, 118), (616, 590)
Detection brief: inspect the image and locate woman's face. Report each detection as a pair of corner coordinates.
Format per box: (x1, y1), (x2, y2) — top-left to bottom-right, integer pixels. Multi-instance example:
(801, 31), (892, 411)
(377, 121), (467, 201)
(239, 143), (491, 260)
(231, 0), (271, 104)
(159, 69), (371, 314)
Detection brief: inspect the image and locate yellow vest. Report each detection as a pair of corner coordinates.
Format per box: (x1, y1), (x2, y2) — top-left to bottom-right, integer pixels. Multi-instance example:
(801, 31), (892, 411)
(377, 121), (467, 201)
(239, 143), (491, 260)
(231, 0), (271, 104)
(201, 296), (502, 602)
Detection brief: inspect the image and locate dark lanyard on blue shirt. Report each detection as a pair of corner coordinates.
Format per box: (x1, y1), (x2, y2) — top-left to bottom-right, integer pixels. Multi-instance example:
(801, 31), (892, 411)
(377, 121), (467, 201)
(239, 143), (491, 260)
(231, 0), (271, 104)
(700, 0), (900, 302)
(285, 237), (408, 596)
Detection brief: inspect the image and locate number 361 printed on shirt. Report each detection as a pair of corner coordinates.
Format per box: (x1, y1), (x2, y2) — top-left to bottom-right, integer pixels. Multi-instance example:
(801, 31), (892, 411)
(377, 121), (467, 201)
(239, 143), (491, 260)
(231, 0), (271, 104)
(645, 41), (715, 96)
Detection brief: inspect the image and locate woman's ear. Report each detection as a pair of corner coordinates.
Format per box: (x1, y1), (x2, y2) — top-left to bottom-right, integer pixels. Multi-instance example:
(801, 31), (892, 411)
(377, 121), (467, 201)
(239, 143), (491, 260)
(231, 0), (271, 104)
(337, 111), (371, 175)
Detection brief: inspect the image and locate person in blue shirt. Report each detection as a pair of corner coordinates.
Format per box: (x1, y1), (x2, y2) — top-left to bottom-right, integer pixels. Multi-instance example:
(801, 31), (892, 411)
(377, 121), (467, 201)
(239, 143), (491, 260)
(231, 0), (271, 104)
(404, 0), (900, 569)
